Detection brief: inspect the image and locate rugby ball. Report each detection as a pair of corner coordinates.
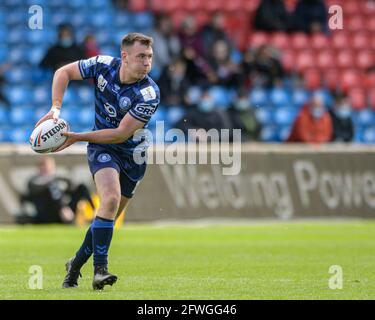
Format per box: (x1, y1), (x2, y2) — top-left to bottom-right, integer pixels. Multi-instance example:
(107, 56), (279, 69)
(29, 118), (70, 153)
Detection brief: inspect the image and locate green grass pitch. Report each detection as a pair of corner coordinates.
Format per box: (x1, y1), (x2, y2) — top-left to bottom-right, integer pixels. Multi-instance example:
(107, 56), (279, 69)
(0, 220), (374, 300)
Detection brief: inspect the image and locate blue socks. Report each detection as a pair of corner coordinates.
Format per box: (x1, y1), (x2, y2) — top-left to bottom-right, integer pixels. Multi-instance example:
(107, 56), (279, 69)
(72, 216), (114, 270)
(91, 217), (114, 268)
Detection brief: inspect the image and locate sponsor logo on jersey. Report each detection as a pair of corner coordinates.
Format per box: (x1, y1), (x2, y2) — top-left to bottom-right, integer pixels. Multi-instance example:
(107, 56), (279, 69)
(119, 96), (131, 113)
(82, 57), (97, 69)
(97, 55), (113, 65)
(104, 102), (117, 117)
(134, 103), (157, 116)
(140, 86), (157, 102)
(97, 153), (112, 163)
(98, 74), (108, 92)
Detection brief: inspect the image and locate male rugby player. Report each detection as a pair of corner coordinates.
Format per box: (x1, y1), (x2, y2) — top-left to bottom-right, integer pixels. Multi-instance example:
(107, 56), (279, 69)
(35, 33), (160, 290)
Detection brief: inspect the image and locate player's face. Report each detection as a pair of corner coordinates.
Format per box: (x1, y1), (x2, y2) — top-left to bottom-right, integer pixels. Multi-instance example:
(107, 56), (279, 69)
(123, 42), (153, 79)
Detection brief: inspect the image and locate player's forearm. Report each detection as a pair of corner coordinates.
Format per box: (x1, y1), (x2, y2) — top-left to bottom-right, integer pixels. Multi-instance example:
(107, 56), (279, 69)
(73, 128), (131, 144)
(51, 67), (70, 108)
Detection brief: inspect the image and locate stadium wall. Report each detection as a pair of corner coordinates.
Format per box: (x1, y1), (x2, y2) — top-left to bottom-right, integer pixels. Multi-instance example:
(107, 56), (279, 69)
(0, 144), (375, 223)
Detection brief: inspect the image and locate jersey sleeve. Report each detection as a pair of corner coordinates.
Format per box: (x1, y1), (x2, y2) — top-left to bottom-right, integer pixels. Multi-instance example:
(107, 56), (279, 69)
(128, 85), (160, 123)
(78, 55), (114, 79)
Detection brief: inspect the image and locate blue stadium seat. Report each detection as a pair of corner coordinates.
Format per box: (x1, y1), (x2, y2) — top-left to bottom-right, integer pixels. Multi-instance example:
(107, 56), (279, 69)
(90, 12), (113, 28)
(35, 107), (50, 122)
(62, 88), (78, 107)
(363, 127), (375, 144)
(9, 127), (32, 144)
(0, 108), (9, 125)
(167, 106), (185, 125)
(292, 89), (309, 108)
(114, 12), (132, 29)
(0, 29), (8, 45)
(9, 47), (30, 64)
(7, 28), (25, 45)
(186, 86), (202, 106)
(0, 129), (10, 143)
(32, 68), (53, 84)
(33, 86), (50, 105)
(90, 0), (109, 9)
(250, 88), (268, 107)
(353, 109), (375, 127)
(353, 128), (364, 143)
(71, 12), (89, 28)
(77, 86), (94, 105)
(50, 11), (71, 26)
(274, 107), (298, 126)
(209, 86), (231, 109)
(5, 11), (28, 26)
(68, 0), (87, 9)
(270, 88), (291, 107)
(96, 30), (115, 48)
(10, 107), (35, 126)
(78, 108), (94, 127)
(260, 126), (278, 142)
(8, 87), (33, 106)
(255, 107), (274, 125)
(28, 47), (46, 65)
(100, 46), (119, 58)
(61, 107), (81, 126)
(133, 12), (154, 30)
(27, 29), (54, 45)
(6, 68), (31, 84)
(277, 125), (292, 141)
(148, 107), (167, 129)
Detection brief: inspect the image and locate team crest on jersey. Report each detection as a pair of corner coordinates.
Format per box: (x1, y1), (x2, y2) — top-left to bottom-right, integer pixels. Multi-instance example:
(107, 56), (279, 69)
(140, 86), (157, 102)
(97, 74), (108, 92)
(97, 153), (111, 163)
(119, 96), (131, 113)
(104, 102), (117, 117)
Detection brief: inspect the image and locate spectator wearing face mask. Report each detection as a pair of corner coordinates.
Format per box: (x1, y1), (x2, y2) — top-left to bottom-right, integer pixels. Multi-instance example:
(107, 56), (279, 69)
(40, 23), (85, 72)
(175, 90), (232, 142)
(226, 89), (261, 141)
(329, 92), (354, 142)
(287, 92), (333, 143)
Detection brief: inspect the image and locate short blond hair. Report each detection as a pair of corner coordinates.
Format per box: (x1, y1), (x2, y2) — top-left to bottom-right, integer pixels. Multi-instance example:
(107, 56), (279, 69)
(121, 33), (153, 49)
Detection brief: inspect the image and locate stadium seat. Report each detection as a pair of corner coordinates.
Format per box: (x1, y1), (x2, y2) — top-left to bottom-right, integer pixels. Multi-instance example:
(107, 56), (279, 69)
(291, 89), (309, 108)
(8, 87), (32, 106)
(78, 108), (94, 127)
(129, 0), (147, 12)
(281, 49), (295, 73)
(364, 72), (375, 90)
(209, 86), (231, 109)
(353, 109), (374, 127)
(270, 32), (289, 51)
(33, 86), (50, 105)
(9, 128), (31, 144)
(0, 129), (10, 143)
(323, 69), (341, 91)
(337, 50), (355, 69)
(366, 16), (375, 32)
(277, 125), (292, 142)
(346, 15), (365, 32)
(167, 106), (185, 125)
(255, 107), (273, 125)
(62, 88), (78, 107)
(369, 90), (375, 109)
(28, 47), (46, 65)
(223, 0), (242, 12)
(351, 32), (370, 50)
(342, 0), (361, 16)
(77, 86), (94, 105)
(0, 108), (9, 125)
(204, 0), (225, 12)
(61, 107), (81, 126)
(10, 107), (35, 126)
(290, 33), (309, 50)
(247, 32), (269, 49)
(133, 12), (154, 30)
(304, 69), (322, 91)
(348, 88), (366, 110)
(316, 50), (335, 69)
(363, 127), (375, 144)
(295, 50), (316, 73)
(269, 88), (290, 107)
(260, 125), (278, 142)
(341, 69), (362, 90)
(250, 88), (268, 107)
(310, 33), (329, 50)
(331, 32), (349, 50)
(356, 51), (374, 70)
(274, 107), (298, 126)
(90, 12), (113, 28)
(6, 68), (31, 85)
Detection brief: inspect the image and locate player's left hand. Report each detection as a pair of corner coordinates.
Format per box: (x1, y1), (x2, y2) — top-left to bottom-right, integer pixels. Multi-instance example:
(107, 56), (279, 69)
(53, 132), (79, 152)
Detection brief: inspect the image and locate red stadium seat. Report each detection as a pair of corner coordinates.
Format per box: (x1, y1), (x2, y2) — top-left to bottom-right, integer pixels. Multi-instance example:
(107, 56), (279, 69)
(247, 32), (269, 49)
(163, 0), (184, 12)
(295, 50), (316, 73)
(304, 69), (322, 90)
(364, 72), (375, 90)
(369, 90), (375, 109)
(342, 1), (361, 16)
(337, 50), (355, 69)
(269, 32), (289, 50)
(223, 0), (242, 12)
(243, 0), (261, 13)
(171, 10), (188, 29)
(323, 69), (341, 91)
(346, 15), (366, 32)
(366, 16), (375, 32)
(310, 33), (329, 50)
(356, 51), (374, 70)
(150, 0), (164, 12)
(290, 33), (309, 50)
(204, 0), (225, 12)
(281, 49), (296, 73)
(351, 33), (370, 50)
(316, 50), (336, 69)
(129, 0), (147, 12)
(341, 69), (362, 90)
(349, 88), (367, 110)
(194, 11), (210, 28)
(331, 32), (349, 50)
(184, 0), (201, 11)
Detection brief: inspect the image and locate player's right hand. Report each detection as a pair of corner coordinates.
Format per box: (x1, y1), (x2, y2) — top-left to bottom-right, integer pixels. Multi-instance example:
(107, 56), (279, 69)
(35, 106), (61, 127)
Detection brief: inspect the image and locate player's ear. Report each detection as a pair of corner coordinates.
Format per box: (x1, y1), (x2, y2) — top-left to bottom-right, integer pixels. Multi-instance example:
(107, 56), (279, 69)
(121, 50), (127, 63)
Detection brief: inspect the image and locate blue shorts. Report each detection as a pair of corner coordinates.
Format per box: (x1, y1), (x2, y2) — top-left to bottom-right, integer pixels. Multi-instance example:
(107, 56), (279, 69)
(87, 144), (146, 198)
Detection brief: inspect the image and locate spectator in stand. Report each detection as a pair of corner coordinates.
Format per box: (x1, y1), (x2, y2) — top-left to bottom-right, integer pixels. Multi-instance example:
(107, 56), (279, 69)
(254, 0), (291, 32)
(293, 0), (328, 34)
(287, 92), (333, 143)
(179, 15), (205, 60)
(241, 45), (284, 88)
(158, 57), (191, 108)
(175, 89), (232, 142)
(207, 40), (240, 88)
(201, 12), (231, 58)
(40, 23), (85, 71)
(82, 34), (101, 58)
(329, 91), (354, 142)
(149, 14), (181, 74)
(226, 89), (261, 141)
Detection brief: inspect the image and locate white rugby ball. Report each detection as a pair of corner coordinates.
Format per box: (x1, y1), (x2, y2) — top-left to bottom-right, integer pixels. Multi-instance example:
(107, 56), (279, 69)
(29, 118), (70, 153)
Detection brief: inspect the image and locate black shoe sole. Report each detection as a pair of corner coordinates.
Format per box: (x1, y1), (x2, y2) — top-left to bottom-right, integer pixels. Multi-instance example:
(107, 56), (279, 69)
(92, 275), (118, 290)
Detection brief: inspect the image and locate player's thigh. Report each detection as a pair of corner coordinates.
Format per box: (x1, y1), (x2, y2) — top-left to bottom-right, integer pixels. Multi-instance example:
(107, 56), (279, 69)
(116, 196), (130, 219)
(94, 167), (121, 210)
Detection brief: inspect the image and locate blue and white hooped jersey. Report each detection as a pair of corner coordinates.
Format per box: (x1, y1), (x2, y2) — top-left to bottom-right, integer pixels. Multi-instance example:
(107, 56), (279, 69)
(78, 55), (160, 156)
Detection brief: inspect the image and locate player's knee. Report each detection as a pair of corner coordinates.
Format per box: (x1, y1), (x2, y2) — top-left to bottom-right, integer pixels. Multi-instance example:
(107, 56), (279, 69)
(101, 194), (121, 214)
